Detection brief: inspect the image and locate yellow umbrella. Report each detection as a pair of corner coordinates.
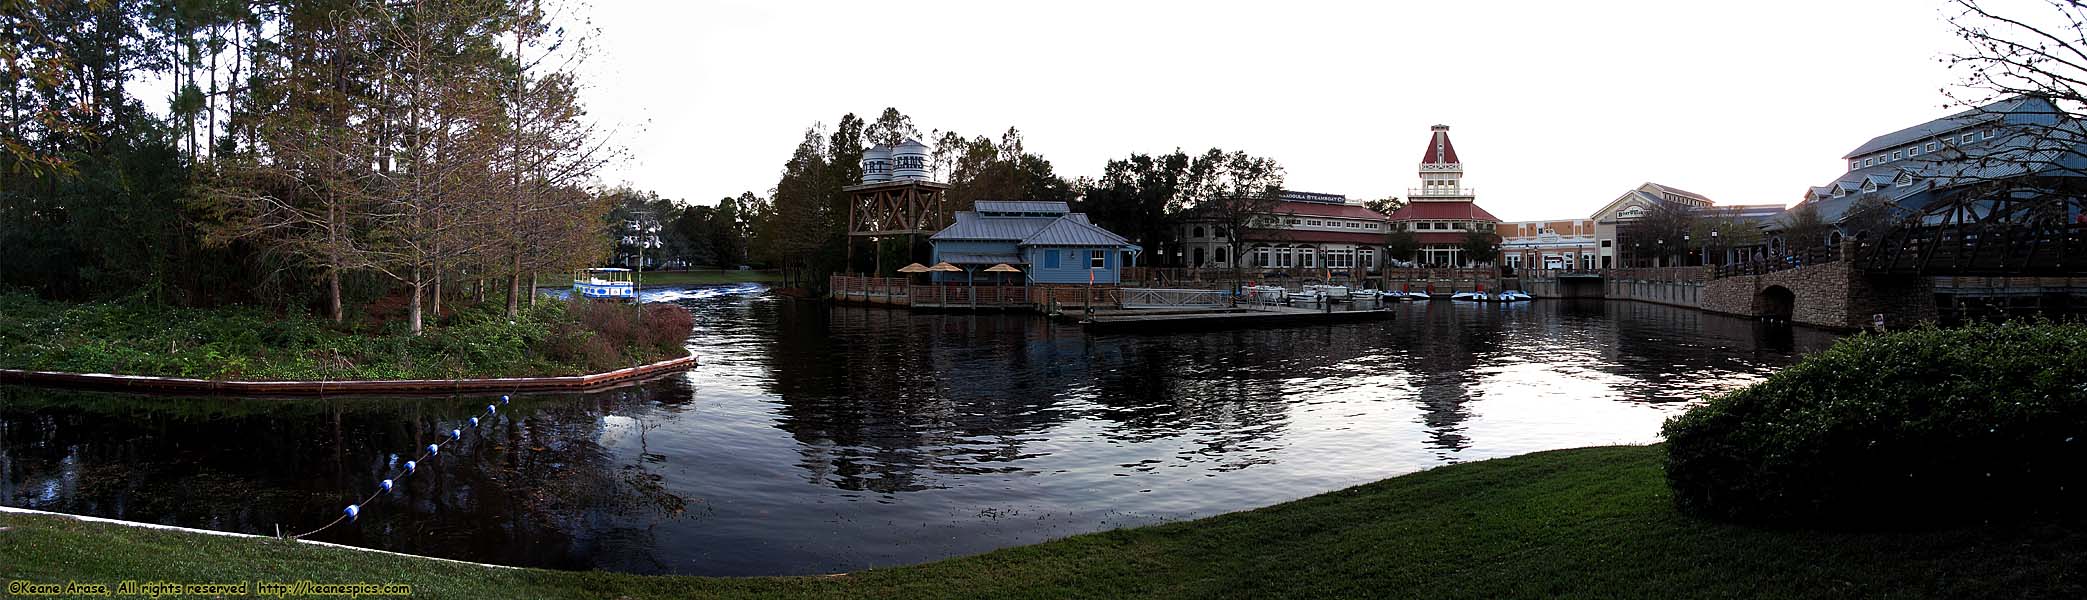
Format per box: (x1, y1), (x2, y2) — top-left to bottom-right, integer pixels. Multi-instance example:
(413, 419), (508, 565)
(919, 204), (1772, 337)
(927, 262), (962, 272)
(984, 262), (1023, 288)
(896, 263), (931, 273)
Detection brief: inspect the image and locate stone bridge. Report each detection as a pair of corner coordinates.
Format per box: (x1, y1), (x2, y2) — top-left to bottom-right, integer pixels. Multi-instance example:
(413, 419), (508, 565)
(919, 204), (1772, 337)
(1700, 262), (1936, 329)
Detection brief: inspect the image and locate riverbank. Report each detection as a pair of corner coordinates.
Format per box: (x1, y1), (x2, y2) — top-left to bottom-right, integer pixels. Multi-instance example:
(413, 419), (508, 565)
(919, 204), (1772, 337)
(0, 294), (693, 381)
(4, 445), (2079, 599)
(535, 269), (782, 289)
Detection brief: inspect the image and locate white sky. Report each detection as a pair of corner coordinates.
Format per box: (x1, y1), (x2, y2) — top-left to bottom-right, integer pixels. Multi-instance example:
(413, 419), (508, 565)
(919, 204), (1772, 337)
(560, 2), (1987, 220)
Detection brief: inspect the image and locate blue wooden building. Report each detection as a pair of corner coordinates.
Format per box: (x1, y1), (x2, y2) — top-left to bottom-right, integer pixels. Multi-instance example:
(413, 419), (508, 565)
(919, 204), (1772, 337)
(928, 201), (1141, 284)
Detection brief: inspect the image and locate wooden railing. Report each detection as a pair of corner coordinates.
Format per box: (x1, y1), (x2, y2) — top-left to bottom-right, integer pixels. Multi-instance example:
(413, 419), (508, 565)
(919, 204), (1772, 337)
(829, 274), (912, 298)
(906, 284), (1031, 308)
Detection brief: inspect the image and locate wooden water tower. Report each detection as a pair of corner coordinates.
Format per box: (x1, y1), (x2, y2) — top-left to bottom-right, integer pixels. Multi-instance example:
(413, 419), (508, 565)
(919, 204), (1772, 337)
(845, 137), (947, 271)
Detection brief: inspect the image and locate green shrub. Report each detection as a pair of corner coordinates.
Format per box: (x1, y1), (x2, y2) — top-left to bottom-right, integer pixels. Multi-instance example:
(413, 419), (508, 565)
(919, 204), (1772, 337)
(0, 293), (696, 381)
(1662, 321), (2087, 527)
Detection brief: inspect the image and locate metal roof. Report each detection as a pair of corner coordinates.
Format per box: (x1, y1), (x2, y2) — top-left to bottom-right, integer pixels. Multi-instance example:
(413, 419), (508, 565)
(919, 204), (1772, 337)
(1021, 216), (1134, 247)
(930, 211), (1057, 241)
(940, 252), (1023, 265)
(1841, 96), (2039, 159)
(973, 201), (1069, 215)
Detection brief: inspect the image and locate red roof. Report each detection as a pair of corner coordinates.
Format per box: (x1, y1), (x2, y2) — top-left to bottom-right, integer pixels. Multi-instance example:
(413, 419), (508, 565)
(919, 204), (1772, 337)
(1386, 200), (1500, 222)
(1270, 201), (1389, 220)
(1420, 127), (1460, 165)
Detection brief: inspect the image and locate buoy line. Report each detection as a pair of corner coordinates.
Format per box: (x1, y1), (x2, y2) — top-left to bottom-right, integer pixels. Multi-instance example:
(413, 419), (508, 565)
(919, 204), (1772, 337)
(282, 394), (513, 540)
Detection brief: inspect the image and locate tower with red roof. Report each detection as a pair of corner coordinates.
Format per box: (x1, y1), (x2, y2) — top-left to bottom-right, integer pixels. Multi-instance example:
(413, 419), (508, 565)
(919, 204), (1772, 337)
(1387, 125), (1501, 266)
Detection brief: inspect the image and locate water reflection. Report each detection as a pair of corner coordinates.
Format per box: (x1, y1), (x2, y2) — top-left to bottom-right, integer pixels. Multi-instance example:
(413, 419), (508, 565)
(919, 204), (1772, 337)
(1, 285), (1839, 576)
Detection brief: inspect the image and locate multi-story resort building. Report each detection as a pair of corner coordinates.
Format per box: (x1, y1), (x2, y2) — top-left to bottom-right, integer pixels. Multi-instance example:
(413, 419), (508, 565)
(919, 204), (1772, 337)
(1175, 191), (1391, 272)
(1497, 218), (1597, 271)
(1777, 95), (2086, 246)
(1385, 125), (1501, 266)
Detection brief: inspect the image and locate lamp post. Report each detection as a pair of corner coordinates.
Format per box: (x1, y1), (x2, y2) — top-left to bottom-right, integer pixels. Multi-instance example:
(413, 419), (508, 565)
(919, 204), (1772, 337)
(1710, 229), (1720, 268)
(1683, 233), (1691, 267)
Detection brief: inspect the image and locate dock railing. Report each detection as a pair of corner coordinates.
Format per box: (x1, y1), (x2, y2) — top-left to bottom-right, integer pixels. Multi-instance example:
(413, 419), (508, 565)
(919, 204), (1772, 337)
(1120, 288), (1230, 309)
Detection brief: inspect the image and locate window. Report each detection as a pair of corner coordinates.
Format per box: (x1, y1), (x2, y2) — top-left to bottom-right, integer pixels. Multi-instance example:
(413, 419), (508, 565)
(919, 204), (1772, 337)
(1214, 227), (1228, 239)
(1984, 129), (1994, 140)
(1863, 158), (1874, 167)
(1215, 247), (1228, 264)
(1909, 146), (1919, 156)
(1346, 222), (1359, 228)
(1961, 133), (1974, 144)
(1308, 220), (1322, 226)
(1192, 247), (1204, 266)
(1892, 151), (1903, 160)
(1044, 250), (1060, 268)
(1287, 218), (1301, 225)
(1300, 249), (1315, 268)
(1926, 142), (1937, 152)
(1851, 161), (1860, 170)
(1192, 226), (1205, 239)
(1365, 223), (1379, 229)
(1090, 250), (1106, 269)
(1601, 240), (1613, 248)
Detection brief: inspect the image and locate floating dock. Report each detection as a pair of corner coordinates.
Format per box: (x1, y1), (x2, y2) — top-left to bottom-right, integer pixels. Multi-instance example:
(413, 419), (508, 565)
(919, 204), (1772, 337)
(1079, 305), (1393, 332)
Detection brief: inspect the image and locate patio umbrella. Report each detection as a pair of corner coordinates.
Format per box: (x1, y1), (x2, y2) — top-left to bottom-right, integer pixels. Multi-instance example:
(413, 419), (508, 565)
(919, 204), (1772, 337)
(926, 261), (964, 305)
(984, 263), (1023, 287)
(896, 263), (931, 273)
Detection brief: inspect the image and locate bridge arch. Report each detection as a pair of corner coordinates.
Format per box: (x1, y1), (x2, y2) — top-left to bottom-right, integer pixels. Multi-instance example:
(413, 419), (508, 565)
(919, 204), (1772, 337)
(1758, 285), (1795, 322)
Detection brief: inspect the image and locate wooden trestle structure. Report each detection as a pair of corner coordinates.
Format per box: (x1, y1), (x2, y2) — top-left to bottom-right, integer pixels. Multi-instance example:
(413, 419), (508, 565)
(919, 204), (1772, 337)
(844, 179), (950, 268)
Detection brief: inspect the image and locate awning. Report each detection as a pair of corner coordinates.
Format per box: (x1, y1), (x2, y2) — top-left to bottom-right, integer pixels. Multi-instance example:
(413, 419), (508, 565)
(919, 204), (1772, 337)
(939, 253), (1023, 265)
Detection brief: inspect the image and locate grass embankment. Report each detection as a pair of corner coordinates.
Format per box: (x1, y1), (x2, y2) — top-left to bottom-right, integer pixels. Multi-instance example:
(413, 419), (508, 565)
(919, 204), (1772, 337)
(4, 445), (2080, 599)
(0, 294), (692, 381)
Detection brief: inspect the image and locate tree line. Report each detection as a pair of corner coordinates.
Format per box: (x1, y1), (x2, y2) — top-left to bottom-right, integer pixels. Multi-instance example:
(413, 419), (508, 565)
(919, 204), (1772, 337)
(1, 0), (613, 334)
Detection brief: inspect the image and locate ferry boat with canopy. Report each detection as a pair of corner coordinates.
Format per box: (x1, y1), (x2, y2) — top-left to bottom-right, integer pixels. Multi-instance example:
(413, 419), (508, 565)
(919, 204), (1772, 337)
(573, 268), (636, 300)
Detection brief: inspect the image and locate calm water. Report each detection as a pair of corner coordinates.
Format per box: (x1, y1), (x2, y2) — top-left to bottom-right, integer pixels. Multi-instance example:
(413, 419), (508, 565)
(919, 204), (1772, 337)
(0, 285), (1838, 576)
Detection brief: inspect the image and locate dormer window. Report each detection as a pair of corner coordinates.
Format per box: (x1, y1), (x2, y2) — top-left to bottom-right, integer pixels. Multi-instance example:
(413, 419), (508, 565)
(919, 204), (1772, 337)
(1909, 146), (1920, 157)
(1927, 142), (1938, 152)
(1863, 158), (1875, 167)
(1961, 133), (1974, 144)
(1850, 161), (1860, 170)
(1892, 151), (1903, 160)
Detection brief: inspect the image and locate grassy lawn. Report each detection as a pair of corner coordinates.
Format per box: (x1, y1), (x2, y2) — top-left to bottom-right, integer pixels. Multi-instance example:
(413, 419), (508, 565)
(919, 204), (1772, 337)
(3, 445), (2080, 599)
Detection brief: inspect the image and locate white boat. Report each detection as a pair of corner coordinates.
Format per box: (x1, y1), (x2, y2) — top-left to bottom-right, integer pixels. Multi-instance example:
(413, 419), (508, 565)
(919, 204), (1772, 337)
(1497, 290), (1533, 302)
(1288, 289), (1326, 304)
(1301, 284), (1351, 301)
(573, 267), (636, 300)
(1451, 291), (1490, 301)
(1403, 291), (1432, 301)
(1350, 289), (1382, 300)
(1244, 285), (1288, 303)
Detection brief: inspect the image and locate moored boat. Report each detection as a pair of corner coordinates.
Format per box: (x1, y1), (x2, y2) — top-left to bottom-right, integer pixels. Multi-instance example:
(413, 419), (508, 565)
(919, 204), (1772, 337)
(574, 267), (636, 301)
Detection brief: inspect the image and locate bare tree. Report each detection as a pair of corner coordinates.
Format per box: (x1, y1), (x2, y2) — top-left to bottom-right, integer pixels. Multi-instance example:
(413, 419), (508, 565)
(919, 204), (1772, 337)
(1180, 148), (1285, 289)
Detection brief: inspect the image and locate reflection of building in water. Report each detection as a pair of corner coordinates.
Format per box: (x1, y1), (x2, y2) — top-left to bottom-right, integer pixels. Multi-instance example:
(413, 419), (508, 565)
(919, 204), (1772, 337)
(764, 304), (1083, 494)
(1398, 302), (1508, 455)
(764, 303), (1358, 488)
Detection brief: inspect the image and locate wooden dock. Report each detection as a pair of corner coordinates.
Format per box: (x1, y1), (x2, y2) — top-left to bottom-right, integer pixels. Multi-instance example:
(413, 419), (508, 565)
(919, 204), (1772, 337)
(1080, 306), (1393, 332)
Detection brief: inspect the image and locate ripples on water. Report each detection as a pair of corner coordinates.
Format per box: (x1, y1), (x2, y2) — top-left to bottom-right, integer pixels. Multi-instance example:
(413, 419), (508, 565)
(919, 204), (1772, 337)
(0, 285), (1838, 575)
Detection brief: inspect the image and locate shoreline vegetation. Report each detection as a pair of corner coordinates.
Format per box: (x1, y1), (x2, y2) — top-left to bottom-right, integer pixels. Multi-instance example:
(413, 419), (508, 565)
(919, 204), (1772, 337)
(0, 294), (694, 382)
(3, 445), (2081, 599)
